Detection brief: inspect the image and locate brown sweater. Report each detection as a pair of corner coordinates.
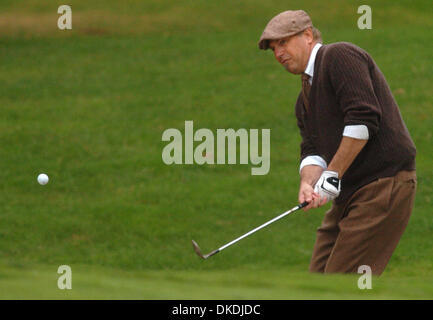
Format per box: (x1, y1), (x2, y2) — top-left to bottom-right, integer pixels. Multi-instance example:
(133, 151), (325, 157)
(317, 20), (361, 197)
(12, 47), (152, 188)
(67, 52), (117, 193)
(295, 42), (416, 204)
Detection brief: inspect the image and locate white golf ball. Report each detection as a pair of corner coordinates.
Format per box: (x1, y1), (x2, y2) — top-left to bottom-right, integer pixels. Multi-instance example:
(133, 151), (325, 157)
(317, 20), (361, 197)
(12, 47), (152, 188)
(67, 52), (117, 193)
(37, 173), (49, 185)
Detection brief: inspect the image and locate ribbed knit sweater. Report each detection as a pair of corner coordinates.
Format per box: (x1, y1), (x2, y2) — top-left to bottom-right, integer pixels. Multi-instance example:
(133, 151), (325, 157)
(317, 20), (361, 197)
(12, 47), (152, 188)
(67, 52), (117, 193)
(295, 42), (416, 204)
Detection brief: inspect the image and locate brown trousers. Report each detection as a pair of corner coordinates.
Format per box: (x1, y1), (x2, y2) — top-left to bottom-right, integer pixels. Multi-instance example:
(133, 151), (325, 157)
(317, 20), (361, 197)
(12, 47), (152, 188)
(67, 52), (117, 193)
(309, 170), (417, 275)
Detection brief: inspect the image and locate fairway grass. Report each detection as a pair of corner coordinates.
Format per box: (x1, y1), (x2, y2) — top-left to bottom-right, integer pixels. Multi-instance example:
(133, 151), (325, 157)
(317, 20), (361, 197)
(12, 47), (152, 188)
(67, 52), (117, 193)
(0, 262), (432, 299)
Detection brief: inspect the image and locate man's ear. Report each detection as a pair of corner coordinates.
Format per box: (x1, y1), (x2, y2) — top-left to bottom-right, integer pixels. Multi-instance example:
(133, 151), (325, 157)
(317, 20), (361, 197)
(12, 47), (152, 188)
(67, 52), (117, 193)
(304, 28), (314, 44)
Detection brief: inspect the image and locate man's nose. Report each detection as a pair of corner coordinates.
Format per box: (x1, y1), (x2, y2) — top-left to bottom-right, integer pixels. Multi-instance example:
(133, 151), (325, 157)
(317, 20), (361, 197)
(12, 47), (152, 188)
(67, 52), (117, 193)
(274, 47), (284, 60)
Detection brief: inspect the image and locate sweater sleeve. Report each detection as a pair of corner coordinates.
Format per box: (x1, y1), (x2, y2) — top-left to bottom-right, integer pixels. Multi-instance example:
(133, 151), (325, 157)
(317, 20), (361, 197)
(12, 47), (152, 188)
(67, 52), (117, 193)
(295, 93), (319, 163)
(328, 44), (382, 137)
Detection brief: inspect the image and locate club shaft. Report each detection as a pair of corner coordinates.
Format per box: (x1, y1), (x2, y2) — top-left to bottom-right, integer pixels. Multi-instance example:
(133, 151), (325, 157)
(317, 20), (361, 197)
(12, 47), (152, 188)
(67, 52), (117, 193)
(218, 203), (306, 252)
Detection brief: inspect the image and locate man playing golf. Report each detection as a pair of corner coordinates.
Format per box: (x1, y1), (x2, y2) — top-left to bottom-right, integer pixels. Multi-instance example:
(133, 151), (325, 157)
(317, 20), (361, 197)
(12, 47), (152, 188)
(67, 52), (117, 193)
(258, 10), (417, 275)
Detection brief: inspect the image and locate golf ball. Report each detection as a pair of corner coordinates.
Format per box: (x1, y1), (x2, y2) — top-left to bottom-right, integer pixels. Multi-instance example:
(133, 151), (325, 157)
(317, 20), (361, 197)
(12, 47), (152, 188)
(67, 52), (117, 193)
(37, 173), (49, 185)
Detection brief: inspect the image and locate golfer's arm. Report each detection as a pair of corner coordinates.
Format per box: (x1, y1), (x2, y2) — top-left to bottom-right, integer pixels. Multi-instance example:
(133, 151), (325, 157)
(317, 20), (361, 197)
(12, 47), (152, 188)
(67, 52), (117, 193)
(327, 136), (368, 178)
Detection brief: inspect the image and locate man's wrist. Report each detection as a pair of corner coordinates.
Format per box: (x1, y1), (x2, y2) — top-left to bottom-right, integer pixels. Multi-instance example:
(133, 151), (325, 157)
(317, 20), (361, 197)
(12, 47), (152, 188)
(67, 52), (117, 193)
(300, 165), (324, 186)
(325, 167), (340, 178)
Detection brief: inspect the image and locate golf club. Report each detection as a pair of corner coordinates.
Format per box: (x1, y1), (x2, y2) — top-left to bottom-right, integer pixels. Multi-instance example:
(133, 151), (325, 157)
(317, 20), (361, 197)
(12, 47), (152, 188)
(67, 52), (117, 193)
(192, 201), (309, 259)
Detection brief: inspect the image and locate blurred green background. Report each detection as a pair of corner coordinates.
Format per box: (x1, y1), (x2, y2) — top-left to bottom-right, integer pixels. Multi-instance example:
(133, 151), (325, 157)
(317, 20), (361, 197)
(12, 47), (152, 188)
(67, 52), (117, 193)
(0, 0), (432, 299)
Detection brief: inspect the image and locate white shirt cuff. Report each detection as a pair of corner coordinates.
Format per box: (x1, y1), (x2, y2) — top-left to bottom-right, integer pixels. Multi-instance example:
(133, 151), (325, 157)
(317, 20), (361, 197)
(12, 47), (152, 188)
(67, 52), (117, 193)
(343, 125), (369, 140)
(299, 155), (327, 174)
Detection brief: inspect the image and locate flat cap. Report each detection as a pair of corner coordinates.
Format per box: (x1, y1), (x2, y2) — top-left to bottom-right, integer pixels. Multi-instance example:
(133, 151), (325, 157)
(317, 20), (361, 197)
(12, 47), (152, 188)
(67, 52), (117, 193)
(258, 10), (313, 50)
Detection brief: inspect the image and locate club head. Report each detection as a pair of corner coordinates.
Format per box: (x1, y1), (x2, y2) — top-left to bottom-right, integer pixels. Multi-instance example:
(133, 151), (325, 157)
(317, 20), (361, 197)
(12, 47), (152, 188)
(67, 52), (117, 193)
(192, 240), (205, 259)
(191, 240), (220, 260)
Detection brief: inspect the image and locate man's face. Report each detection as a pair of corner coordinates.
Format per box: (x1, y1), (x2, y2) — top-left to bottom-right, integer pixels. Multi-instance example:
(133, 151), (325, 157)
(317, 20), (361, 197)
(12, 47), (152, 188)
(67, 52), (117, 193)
(269, 30), (313, 74)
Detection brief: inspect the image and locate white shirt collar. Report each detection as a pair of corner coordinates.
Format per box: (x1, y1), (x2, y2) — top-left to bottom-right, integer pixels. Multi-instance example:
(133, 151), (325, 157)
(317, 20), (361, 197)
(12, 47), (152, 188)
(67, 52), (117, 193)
(304, 43), (322, 82)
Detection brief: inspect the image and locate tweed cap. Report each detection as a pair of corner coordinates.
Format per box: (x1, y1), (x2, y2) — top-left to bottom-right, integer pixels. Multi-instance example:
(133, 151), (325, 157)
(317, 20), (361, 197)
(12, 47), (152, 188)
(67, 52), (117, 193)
(258, 10), (313, 50)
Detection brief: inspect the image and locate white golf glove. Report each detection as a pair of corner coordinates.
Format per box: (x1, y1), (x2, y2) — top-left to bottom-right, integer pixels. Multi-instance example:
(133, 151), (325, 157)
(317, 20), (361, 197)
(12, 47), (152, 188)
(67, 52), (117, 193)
(314, 170), (341, 203)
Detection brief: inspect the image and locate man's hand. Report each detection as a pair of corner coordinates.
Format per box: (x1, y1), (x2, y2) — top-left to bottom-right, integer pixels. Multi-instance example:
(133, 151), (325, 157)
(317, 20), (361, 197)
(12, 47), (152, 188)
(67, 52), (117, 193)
(298, 137), (365, 211)
(313, 170), (341, 203)
(298, 181), (327, 211)
(299, 165), (327, 211)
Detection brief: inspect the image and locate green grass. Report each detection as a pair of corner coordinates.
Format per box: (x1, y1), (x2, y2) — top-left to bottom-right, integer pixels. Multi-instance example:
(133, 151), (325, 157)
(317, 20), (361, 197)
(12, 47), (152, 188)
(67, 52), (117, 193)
(0, 0), (432, 299)
(1, 262), (432, 299)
